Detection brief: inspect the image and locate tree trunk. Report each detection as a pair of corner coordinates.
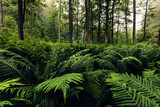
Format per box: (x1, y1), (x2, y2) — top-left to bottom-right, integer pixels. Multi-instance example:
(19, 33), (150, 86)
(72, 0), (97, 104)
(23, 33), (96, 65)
(0, 1), (3, 33)
(76, 2), (79, 43)
(133, 0), (136, 44)
(69, 0), (73, 43)
(111, 0), (115, 44)
(18, 0), (24, 40)
(105, 0), (110, 44)
(97, 0), (102, 44)
(91, 1), (94, 44)
(58, 0), (61, 43)
(125, 2), (129, 44)
(116, 12), (120, 44)
(143, 0), (149, 41)
(85, 0), (90, 44)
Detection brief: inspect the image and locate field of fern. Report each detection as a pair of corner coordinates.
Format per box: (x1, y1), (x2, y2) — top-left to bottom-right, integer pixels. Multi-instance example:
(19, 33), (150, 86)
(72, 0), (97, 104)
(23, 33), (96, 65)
(1, 41), (160, 107)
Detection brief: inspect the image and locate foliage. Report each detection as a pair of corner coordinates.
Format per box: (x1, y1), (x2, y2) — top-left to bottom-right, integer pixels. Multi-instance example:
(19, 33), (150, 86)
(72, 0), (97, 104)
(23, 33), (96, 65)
(0, 41), (160, 106)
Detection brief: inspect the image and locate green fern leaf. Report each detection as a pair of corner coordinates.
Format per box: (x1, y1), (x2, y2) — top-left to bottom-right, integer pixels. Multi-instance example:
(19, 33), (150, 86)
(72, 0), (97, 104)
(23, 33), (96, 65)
(36, 73), (84, 102)
(106, 73), (160, 106)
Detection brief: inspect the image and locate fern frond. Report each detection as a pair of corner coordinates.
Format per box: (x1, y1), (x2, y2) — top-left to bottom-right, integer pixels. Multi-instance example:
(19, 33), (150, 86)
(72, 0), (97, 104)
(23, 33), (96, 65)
(143, 69), (160, 88)
(0, 58), (29, 84)
(0, 78), (23, 91)
(106, 73), (160, 106)
(6, 86), (35, 99)
(0, 101), (13, 107)
(36, 73), (84, 102)
(118, 57), (142, 74)
(84, 70), (110, 99)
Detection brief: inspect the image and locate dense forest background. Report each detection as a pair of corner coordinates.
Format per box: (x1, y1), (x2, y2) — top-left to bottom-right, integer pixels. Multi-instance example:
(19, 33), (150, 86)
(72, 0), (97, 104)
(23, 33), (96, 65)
(0, 0), (160, 107)
(0, 0), (160, 44)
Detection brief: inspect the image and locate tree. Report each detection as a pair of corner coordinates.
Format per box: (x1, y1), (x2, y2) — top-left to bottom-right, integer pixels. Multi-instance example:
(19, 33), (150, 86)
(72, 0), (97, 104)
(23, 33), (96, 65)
(124, 0), (130, 44)
(133, 0), (136, 44)
(111, 0), (116, 44)
(105, 0), (110, 44)
(143, 0), (149, 41)
(91, 0), (94, 44)
(18, 0), (26, 40)
(58, 0), (61, 43)
(69, 0), (73, 43)
(85, 0), (90, 44)
(97, 0), (102, 44)
(0, 1), (3, 33)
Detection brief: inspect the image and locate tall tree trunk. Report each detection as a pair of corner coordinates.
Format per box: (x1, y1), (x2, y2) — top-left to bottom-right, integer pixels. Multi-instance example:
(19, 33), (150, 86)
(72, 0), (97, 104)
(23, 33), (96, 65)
(125, 3), (129, 44)
(143, 0), (149, 41)
(91, 1), (94, 44)
(133, 0), (136, 44)
(105, 0), (110, 44)
(0, 1), (3, 33)
(18, 0), (24, 40)
(111, 0), (115, 44)
(85, 0), (90, 44)
(58, 0), (61, 43)
(116, 12), (120, 44)
(97, 0), (102, 44)
(69, 0), (73, 43)
(76, 2), (79, 43)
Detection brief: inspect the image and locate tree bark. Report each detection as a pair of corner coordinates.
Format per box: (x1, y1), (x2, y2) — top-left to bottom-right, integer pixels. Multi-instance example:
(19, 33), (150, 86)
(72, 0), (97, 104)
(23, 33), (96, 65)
(143, 0), (149, 41)
(58, 0), (61, 43)
(133, 0), (136, 44)
(76, 1), (79, 43)
(111, 0), (115, 44)
(91, 1), (94, 44)
(97, 0), (102, 44)
(69, 0), (73, 43)
(105, 0), (110, 44)
(85, 0), (90, 44)
(125, 2), (129, 44)
(18, 0), (24, 40)
(0, 1), (4, 33)
(116, 12), (120, 44)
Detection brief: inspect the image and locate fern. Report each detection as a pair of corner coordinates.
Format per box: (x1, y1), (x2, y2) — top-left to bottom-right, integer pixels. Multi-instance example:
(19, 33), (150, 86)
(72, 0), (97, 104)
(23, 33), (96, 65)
(36, 73), (84, 102)
(117, 57), (142, 74)
(106, 73), (160, 106)
(83, 70), (110, 99)
(0, 101), (13, 107)
(0, 78), (23, 91)
(143, 69), (160, 88)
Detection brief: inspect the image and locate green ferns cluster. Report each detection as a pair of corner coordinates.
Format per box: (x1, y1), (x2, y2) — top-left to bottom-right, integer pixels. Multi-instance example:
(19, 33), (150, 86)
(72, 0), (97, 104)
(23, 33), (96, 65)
(1, 41), (160, 107)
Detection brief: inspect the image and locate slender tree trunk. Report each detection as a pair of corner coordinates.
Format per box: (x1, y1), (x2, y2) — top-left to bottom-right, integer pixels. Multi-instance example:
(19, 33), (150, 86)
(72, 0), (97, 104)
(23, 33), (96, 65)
(76, 2), (79, 43)
(69, 0), (73, 43)
(91, 1), (94, 44)
(111, 0), (115, 44)
(125, 3), (129, 44)
(97, 0), (102, 44)
(116, 12), (120, 44)
(85, 0), (90, 44)
(18, 0), (24, 40)
(105, 0), (110, 44)
(133, 0), (136, 44)
(0, 1), (4, 33)
(158, 29), (160, 46)
(143, 0), (149, 41)
(58, 0), (61, 43)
